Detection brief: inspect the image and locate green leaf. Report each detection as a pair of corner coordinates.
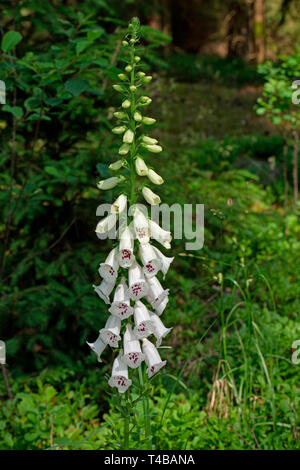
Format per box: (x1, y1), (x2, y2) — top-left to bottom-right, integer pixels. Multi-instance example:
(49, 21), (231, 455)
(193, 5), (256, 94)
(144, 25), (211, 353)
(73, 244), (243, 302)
(64, 78), (89, 97)
(1, 31), (22, 52)
(75, 39), (91, 54)
(45, 166), (60, 177)
(87, 28), (104, 41)
(2, 105), (24, 119)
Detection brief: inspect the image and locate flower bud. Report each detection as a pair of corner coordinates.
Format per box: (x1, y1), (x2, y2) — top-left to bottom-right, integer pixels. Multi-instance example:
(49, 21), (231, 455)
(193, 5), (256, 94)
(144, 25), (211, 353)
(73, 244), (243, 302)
(118, 73), (127, 81)
(123, 129), (134, 144)
(142, 117), (156, 125)
(140, 96), (152, 106)
(122, 40), (129, 47)
(109, 159), (124, 170)
(130, 85), (137, 92)
(119, 143), (130, 155)
(113, 84), (123, 92)
(147, 169), (164, 185)
(134, 111), (142, 122)
(112, 125), (126, 135)
(145, 144), (162, 153)
(125, 65), (132, 73)
(134, 56), (141, 63)
(142, 187), (161, 205)
(113, 111), (127, 119)
(129, 38), (135, 45)
(143, 76), (152, 83)
(97, 176), (123, 190)
(135, 156), (148, 176)
(122, 99), (131, 109)
(142, 136), (158, 145)
(137, 71), (145, 79)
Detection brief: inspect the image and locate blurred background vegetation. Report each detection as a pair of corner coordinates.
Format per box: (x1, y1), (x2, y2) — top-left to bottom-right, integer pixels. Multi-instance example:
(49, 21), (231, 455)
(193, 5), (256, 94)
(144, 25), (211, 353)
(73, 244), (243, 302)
(0, 0), (299, 450)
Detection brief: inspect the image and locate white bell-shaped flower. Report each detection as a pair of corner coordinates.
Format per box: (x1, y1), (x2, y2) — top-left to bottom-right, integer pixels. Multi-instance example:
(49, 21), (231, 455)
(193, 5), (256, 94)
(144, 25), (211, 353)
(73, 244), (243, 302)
(97, 176), (123, 190)
(151, 246), (174, 278)
(127, 261), (148, 300)
(108, 350), (132, 393)
(133, 207), (150, 244)
(142, 187), (161, 205)
(139, 243), (162, 278)
(142, 338), (167, 378)
(111, 194), (127, 214)
(119, 226), (135, 268)
(154, 295), (169, 316)
(122, 324), (145, 368)
(149, 311), (172, 347)
(93, 279), (115, 305)
(133, 300), (154, 339)
(146, 276), (169, 309)
(100, 315), (121, 348)
(109, 277), (133, 319)
(149, 219), (172, 249)
(98, 247), (119, 283)
(95, 213), (117, 235)
(86, 334), (107, 362)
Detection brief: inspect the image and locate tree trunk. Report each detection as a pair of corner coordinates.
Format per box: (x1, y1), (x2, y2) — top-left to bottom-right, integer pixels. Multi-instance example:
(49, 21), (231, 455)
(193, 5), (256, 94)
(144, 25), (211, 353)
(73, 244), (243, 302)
(292, 130), (299, 211)
(170, 0), (219, 53)
(227, 1), (252, 60)
(253, 0), (265, 63)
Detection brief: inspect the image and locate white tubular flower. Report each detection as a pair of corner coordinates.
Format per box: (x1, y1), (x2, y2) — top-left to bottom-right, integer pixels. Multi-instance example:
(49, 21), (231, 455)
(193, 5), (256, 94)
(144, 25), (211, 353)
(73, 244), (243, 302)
(149, 219), (172, 249)
(119, 226), (135, 268)
(142, 117), (156, 125)
(98, 247), (119, 283)
(112, 125), (126, 134)
(95, 213), (117, 234)
(134, 111), (142, 122)
(111, 194), (127, 214)
(123, 129), (134, 144)
(133, 300), (154, 339)
(146, 276), (169, 310)
(122, 324), (145, 368)
(140, 96), (152, 106)
(135, 156), (148, 176)
(154, 295), (169, 316)
(113, 111), (127, 119)
(139, 242), (162, 278)
(109, 277), (133, 319)
(97, 176), (122, 190)
(119, 143), (130, 155)
(145, 144), (162, 153)
(127, 261), (148, 300)
(142, 338), (167, 378)
(133, 207), (150, 244)
(147, 169), (164, 185)
(149, 311), (172, 347)
(109, 160), (124, 171)
(108, 351), (132, 393)
(151, 246), (174, 278)
(87, 334), (107, 362)
(142, 187), (161, 205)
(93, 280), (115, 305)
(142, 136), (158, 145)
(122, 99), (131, 109)
(100, 315), (121, 347)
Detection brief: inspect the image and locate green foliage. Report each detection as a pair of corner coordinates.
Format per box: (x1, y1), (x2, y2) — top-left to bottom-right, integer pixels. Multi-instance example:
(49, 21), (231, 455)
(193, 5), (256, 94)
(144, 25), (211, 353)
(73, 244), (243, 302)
(167, 54), (261, 85)
(255, 51), (300, 128)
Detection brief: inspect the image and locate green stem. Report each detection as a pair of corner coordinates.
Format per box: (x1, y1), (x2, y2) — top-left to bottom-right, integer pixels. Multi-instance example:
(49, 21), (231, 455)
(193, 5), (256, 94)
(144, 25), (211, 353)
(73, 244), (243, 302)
(138, 364), (152, 449)
(129, 46), (136, 207)
(123, 391), (130, 449)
